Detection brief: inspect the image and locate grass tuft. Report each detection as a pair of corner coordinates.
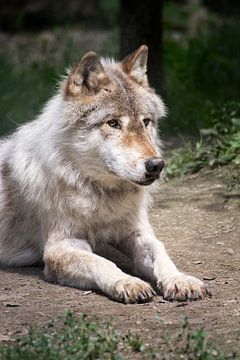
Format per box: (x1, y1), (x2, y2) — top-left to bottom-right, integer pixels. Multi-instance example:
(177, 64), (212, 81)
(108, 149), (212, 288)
(165, 102), (240, 178)
(0, 311), (237, 360)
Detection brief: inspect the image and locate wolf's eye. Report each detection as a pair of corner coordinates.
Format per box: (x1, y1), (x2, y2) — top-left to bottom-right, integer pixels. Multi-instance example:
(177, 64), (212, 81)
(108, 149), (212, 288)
(107, 119), (121, 129)
(143, 118), (152, 127)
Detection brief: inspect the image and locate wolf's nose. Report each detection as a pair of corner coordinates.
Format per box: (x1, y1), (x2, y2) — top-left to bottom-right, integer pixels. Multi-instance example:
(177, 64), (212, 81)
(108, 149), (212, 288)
(145, 157), (165, 176)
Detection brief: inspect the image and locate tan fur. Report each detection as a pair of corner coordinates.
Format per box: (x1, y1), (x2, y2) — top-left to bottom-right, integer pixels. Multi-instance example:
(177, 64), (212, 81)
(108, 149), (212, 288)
(0, 46), (210, 303)
(121, 132), (157, 157)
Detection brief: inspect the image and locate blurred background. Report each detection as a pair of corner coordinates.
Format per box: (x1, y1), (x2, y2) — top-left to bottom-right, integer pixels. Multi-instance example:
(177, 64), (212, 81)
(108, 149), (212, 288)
(0, 0), (239, 148)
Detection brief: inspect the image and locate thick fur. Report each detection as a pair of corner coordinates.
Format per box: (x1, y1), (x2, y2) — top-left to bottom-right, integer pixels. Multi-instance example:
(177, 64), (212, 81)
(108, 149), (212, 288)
(0, 46), (210, 303)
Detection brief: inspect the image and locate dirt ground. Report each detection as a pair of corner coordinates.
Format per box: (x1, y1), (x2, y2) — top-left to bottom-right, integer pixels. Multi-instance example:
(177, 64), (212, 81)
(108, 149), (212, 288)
(0, 166), (239, 355)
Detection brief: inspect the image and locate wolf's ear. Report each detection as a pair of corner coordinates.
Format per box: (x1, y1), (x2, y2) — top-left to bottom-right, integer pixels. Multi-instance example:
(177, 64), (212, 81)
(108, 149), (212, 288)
(65, 52), (108, 97)
(121, 45), (148, 86)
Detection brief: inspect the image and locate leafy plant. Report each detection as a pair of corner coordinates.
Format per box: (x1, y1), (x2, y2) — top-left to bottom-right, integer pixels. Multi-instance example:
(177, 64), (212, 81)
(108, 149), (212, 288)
(161, 317), (237, 360)
(166, 102), (240, 178)
(226, 172), (240, 193)
(0, 311), (122, 360)
(0, 312), (237, 360)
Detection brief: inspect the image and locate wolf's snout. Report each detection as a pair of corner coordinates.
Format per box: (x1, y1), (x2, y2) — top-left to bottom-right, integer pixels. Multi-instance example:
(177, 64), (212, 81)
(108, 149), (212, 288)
(145, 157), (165, 177)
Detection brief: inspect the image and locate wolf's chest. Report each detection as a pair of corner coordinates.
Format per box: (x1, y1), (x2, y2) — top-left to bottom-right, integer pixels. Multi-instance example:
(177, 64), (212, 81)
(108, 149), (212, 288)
(90, 193), (138, 224)
(65, 187), (140, 227)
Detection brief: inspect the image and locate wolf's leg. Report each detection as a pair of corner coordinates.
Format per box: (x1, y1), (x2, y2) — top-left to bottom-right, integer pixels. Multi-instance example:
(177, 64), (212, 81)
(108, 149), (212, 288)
(120, 222), (211, 301)
(43, 238), (155, 303)
(0, 246), (42, 266)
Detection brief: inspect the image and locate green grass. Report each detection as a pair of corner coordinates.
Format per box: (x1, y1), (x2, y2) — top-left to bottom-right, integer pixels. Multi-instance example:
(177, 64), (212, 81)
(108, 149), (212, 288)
(165, 102), (240, 178)
(226, 172), (240, 193)
(0, 311), (237, 360)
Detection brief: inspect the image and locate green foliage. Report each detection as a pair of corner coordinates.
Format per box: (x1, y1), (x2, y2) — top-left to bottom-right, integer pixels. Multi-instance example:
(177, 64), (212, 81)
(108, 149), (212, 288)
(100, 0), (119, 29)
(178, 318), (218, 360)
(164, 1), (189, 32)
(0, 311), (122, 360)
(124, 332), (146, 353)
(162, 317), (237, 360)
(0, 34), (92, 136)
(0, 29), (118, 137)
(166, 102), (240, 178)
(0, 312), (237, 360)
(188, 24), (240, 101)
(163, 21), (240, 134)
(226, 172), (240, 193)
(0, 58), (59, 136)
(0, 4), (240, 137)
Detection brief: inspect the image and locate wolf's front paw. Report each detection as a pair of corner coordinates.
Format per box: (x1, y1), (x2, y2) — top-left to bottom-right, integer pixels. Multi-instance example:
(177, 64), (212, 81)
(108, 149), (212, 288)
(158, 273), (211, 301)
(112, 277), (156, 304)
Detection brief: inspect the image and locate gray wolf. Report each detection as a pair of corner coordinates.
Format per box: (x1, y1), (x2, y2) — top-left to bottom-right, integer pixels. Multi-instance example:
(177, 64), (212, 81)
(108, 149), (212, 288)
(0, 45), (210, 303)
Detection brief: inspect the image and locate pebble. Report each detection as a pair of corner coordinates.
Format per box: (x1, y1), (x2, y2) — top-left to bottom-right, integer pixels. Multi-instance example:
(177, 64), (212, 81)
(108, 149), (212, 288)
(176, 302), (188, 307)
(0, 334), (11, 341)
(3, 302), (20, 307)
(203, 275), (216, 281)
(192, 260), (203, 265)
(226, 248), (235, 255)
(83, 291), (92, 296)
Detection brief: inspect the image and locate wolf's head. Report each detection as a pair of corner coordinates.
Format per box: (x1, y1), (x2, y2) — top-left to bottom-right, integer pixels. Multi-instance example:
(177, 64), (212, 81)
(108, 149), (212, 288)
(62, 45), (166, 187)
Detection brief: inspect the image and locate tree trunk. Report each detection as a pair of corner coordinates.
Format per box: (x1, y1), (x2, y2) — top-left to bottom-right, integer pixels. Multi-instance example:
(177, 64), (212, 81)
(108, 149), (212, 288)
(120, 0), (164, 94)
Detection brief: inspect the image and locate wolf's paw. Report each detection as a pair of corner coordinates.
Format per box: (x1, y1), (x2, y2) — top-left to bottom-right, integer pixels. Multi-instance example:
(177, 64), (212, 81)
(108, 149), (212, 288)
(158, 273), (211, 302)
(112, 277), (156, 304)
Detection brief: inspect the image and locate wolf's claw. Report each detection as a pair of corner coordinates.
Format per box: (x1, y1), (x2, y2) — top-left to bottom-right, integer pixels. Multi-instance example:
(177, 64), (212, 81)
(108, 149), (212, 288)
(112, 277), (156, 304)
(158, 273), (211, 302)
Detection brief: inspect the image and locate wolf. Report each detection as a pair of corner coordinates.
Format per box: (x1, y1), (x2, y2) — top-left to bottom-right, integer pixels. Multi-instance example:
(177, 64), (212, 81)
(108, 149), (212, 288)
(0, 45), (210, 303)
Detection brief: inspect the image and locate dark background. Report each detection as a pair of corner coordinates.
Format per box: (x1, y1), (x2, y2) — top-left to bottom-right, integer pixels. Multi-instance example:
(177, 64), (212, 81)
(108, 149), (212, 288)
(0, 0), (239, 137)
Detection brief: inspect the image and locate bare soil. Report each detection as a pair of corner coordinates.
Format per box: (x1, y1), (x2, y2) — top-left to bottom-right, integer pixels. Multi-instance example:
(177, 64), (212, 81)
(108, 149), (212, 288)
(0, 166), (239, 354)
